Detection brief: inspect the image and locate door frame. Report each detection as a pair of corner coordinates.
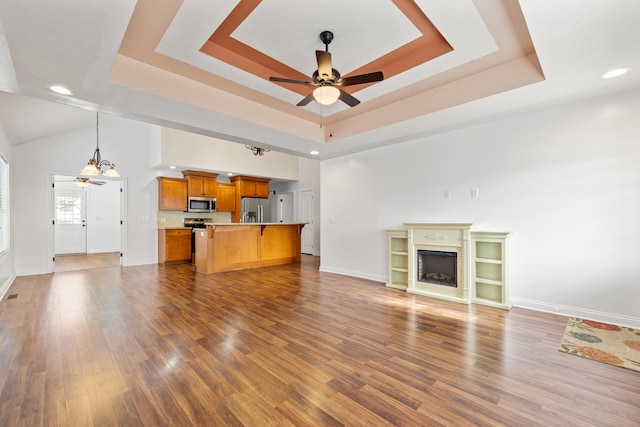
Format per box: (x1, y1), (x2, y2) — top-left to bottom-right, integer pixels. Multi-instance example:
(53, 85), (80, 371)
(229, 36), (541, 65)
(299, 188), (315, 255)
(46, 171), (127, 272)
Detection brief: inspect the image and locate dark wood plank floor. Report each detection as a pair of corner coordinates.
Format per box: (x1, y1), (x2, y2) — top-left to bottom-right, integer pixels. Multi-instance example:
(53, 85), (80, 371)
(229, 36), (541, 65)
(1, 255), (638, 426)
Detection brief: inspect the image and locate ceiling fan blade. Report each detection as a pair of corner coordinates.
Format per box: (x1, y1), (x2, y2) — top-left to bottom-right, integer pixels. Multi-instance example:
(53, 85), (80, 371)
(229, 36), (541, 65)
(296, 93), (316, 107)
(338, 89), (360, 107)
(340, 71), (384, 87)
(316, 50), (332, 80)
(269, 76), (313, 85)
(92, 181), (106, 185)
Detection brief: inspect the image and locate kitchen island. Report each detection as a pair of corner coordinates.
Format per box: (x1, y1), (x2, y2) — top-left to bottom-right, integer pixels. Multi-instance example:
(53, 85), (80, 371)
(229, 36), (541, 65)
(194, 223), (307, 274)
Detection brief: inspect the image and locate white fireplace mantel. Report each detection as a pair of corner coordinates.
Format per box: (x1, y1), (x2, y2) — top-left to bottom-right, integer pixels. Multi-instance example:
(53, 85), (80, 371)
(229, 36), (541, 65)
(405, 223), (474, 304)
(386, 223), (511, 309)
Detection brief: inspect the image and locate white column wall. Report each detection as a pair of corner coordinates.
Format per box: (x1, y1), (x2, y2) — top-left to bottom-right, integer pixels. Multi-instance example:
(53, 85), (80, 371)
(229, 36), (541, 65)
(270, 157), (321, 255)
(320, 88), (640, 327)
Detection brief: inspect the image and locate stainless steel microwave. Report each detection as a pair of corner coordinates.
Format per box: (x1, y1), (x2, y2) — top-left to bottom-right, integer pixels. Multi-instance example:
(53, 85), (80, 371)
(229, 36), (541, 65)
(187, 197), (216, 212)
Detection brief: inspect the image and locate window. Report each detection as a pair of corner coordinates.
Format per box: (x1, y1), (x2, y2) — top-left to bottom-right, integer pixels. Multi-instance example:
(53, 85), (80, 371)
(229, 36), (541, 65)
(0, 154), (8, 255)
(56, 195), (83, 225)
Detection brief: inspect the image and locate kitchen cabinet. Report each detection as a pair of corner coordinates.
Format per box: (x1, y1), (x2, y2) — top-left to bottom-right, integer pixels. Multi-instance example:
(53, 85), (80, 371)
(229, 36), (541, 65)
(471, 231), (511, 309)
(216, 182), (236, 212)
(230, 175), (271, 222)
(195, 223), (306, 274)
(182, 170), (218, 198)
(157, 177), (188, 211)
(158, 228), (192, 263)
(232, 175), (270, 198)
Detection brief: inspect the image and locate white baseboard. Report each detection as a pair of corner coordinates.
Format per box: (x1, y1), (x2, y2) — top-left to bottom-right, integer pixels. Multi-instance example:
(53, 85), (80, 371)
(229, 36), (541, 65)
(318, 265), (386, 284)
(511, 297), (640, 329)
(0, 274), (16, 301)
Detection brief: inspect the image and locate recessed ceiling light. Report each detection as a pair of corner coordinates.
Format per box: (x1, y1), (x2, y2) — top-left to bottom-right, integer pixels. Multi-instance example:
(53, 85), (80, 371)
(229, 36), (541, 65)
(310, 150), (319, 155)
(169, 165), (176, 169)
(602, 68), (629, 79)
(49, 85), (73, 95)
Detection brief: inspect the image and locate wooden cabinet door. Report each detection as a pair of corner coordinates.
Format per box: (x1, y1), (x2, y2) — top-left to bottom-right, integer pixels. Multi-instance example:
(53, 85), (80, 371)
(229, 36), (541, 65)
(217, 183), (236, 212)
(158, 177), (187, 211)
(203, 177), (217, 198)
(158, 228), (191, 262)
(254, 181), (269, 198)
(239, 180), (255, 197)
(186, 176), (204, 197)
(165, 229), (191, 262)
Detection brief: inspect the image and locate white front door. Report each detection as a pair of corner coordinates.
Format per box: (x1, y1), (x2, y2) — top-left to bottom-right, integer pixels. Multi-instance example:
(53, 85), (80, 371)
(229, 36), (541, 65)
(300, 189), (314, 255)
(54, 188), (87, 254)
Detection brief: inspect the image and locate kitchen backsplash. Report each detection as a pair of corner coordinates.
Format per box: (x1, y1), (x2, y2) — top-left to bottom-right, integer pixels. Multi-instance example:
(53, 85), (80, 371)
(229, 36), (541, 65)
(157, 211), (232, 228)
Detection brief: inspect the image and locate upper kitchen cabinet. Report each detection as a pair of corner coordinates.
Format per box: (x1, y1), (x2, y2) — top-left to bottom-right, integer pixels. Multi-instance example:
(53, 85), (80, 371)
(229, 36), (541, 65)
(157, 177), (188, 211)
(232, 175), (270, 198)
(182, 170), (218, 198)
(216, 182), (236, 212)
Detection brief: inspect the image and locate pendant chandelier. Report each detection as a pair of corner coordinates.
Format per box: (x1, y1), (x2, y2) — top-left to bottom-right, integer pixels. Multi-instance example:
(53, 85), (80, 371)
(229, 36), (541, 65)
(245, 145), (270, 156)
(80, 112), (119, 177)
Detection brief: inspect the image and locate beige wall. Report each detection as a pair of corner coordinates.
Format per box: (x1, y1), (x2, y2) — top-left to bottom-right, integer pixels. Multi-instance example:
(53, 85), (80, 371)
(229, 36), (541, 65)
(160, 128), (299, 181)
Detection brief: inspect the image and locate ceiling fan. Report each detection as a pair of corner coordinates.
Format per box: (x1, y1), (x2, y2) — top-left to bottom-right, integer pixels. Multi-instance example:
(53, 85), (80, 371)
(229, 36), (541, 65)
(269, 30), (384, 107)
(76, 177), (106, 187)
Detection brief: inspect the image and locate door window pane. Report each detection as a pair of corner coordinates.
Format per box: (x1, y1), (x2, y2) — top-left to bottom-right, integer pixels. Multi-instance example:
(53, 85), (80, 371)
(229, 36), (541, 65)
(56, 196), (82, 224)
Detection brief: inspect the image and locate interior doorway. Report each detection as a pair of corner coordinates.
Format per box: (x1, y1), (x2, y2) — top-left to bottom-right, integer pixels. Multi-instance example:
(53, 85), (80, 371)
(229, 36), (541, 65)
(276, 192), (294, 223)
(52, 175), (123, 272)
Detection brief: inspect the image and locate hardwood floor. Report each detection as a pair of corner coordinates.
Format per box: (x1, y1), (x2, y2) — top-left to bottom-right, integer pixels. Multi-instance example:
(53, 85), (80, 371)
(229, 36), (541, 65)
(55, 252), (121, 272)
(1, 256), (638, 426)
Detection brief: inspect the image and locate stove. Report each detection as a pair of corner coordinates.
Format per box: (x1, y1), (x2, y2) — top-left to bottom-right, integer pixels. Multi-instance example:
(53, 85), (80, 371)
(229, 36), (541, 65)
(183, 218), (207, 229)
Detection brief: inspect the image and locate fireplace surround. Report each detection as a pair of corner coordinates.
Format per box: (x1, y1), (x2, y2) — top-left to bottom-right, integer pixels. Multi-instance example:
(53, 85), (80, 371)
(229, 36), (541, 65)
(406, 223), (473, 303)
(386, 224), (511, 308)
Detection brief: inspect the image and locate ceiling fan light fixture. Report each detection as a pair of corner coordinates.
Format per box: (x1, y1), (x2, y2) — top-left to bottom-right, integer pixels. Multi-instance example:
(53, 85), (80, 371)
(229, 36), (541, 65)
(313, 86), (340, 105)
(76, 178), (91, 188)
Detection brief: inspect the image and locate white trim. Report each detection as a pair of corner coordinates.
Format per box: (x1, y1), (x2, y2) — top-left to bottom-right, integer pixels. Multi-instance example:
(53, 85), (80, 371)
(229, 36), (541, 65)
(0, 274), (16, 300)
(47, 171), (127, 271)
(511, 297), (640, 329)
(319, 264), (386, 284)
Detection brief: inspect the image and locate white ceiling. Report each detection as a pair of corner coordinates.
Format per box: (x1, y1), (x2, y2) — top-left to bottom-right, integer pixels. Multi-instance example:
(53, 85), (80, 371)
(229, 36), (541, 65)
(0, 0), (638, 160)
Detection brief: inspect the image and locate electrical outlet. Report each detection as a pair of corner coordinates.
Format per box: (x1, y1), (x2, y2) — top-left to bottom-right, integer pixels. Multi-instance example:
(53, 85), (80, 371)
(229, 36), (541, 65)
(160, 217), (167, 223)
(471, 188), (479, 198)
(443, 189), (450, 199)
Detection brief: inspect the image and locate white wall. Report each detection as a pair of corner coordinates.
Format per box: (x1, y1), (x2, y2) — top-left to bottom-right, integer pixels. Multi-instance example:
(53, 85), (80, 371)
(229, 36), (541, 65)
(14, 115), (161, 274)
(271, 157), (321, 255)
(0, 125), (15, 299)
(320, 88), (640, 327)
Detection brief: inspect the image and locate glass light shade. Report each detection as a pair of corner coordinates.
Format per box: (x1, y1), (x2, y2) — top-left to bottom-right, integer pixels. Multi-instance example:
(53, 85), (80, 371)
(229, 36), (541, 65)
(313, 86), (340, 105)
(76, 179), (91, 188)
(80, 162), (99, 175)
(103, 167), (120, 177)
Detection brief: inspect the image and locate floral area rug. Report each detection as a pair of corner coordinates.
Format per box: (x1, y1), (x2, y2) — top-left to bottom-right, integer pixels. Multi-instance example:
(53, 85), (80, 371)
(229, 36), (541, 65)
(559, 317), (640, 372)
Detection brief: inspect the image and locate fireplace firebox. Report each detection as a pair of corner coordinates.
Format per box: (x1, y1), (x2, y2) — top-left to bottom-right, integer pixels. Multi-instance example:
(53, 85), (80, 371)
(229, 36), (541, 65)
(417, 249), (457, 287)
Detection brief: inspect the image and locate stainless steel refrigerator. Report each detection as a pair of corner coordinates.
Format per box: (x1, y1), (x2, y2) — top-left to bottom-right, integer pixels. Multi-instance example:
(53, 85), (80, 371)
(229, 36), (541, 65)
(241, 197), (271, 223)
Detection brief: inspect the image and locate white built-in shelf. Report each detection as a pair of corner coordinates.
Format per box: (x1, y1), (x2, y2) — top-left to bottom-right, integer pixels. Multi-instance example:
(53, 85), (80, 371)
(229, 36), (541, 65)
(471, 232), (511, 309)
(386, 229), (408, 290)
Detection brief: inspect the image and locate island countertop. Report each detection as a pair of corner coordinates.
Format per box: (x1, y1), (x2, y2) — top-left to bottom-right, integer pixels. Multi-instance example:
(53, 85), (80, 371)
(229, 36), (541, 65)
(194, 222), (307, 274)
